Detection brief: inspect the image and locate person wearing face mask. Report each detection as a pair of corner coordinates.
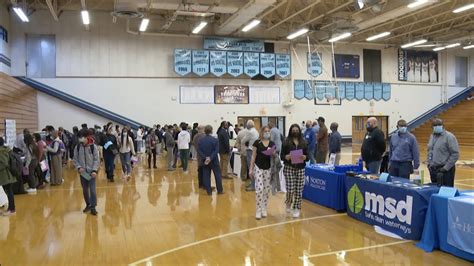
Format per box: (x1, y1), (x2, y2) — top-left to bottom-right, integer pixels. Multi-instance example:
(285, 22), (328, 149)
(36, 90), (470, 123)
(388, 119), (420, 179)
(304, 120), (316, 165)
(46, 130), (63, 185)
(164, 125), (176, 171)
(102, 123), (118, 182)
(73, 129), (100, 216)
(242, 120), (260, 191)
(217, 121), (231, 179)
(281, 124), (309, 218)
(427, 119), (459, 187)
(361, 117), (386, 174)
(117, 127), (136, 179)
(249, 126), (276, 219)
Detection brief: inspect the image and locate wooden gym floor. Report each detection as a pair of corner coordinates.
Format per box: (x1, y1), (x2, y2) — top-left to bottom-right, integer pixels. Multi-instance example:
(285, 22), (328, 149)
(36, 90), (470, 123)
(0, 147), (472, 266)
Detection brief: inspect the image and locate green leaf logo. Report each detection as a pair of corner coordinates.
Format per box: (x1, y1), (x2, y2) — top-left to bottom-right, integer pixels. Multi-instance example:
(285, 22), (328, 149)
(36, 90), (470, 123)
(348, 184), (364, 214)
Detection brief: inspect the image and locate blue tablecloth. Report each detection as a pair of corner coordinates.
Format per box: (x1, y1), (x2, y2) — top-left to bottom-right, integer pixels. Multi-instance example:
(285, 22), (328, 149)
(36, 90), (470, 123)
(303, 166), (347, 211)
(417, 191), (474, 262)
(345, 176), (439, 240)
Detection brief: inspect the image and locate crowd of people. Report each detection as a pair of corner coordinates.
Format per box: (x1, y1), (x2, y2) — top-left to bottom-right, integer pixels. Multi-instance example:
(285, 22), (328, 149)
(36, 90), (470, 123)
(0, 116), (460, 219)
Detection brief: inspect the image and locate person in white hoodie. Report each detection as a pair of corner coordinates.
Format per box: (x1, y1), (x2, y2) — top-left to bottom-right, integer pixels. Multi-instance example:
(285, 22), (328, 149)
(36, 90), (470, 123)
(118, 127), (136, 179)
(241, 120), (259, 191)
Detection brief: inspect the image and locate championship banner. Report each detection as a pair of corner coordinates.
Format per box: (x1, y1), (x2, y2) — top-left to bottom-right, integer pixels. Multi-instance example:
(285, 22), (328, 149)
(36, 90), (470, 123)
(293, 80), (305, 100)
(355, 82), (364, 101)
(398, 49), (438, 83)
(204, 37), (264, 52)
(382, 83), (391, 101)
(174, 49), (192, 76)
(244, 52), (260, 78)
(227, 52), (244, 77)
(338, 82), (346, 99)
(307, 52), (322, 77)
(214, 85), (249, 104)
(275, 54), (291, 78)
(304, 80), (314, 100)
(260, 53), (276, 78)
(364, 82), (374, 100)
(345, 82), (355, 101)
(325, 81), (337, 99)
(210, 51), (227, 77)
(315, 80), (326, 100)
(192, 50), (210, 76)
(373, 83), (383, 101)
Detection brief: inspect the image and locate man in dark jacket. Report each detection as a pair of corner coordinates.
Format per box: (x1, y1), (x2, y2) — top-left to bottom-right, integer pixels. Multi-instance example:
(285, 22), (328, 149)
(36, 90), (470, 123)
(361, 117), (386, 174)
(198, 125), (224, 195)
(217, 121), (231, 179)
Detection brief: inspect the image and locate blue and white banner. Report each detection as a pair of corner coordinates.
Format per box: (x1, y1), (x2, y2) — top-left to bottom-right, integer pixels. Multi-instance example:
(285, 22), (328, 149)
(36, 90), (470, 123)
(307, 53), (322, 77)
(174, 49), (192, 76)
(304, 80), (314, 100)
(294, 80), (305, 100)
(244, 52), (260, 78)
(260, 53), (275, 78)
(345, 82), (355, 100)
(315, 80), (325, 100)
(210, 51), (227, 77)
(326, 81), (337, 99)
(382, 83), (391, 101)
(275, 54), (291, 78)
(364, 82), (374, 100)
(227, 52), (244, 77)
(373, 83), (383, 101)
(447, 196), (474, 254)
(192, 50), (210, 76)
(338, 82), (346, 99)
(355, 82), (365, 100)
(204, 37), (264, 52)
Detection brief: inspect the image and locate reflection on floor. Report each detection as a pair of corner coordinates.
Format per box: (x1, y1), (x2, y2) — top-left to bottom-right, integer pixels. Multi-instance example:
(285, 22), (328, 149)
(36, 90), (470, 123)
(0, 147), (472, 265)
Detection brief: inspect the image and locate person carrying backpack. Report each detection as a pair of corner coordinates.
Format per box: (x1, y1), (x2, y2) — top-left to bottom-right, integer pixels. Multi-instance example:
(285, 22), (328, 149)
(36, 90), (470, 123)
(73, 130), (99, 216)
(0, 137), (17, 216)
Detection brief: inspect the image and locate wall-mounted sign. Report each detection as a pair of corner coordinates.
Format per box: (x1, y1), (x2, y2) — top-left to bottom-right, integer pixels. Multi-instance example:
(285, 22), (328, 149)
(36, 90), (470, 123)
(174, 49), (192, 76)
(192, 50), (210, 76)
(275, 54), (291, 78)
(398, 49), (438, 83)
(204, 37), (265, 52)
(210, 51), (227, 77)
(332, 54), (360, 78)
(260, 53), (275, 78)
(227, 52), (244, 77)
(244, 52), (260, 78)
(5, 119), (16, 148)
(307, 52), (322, 77)
(214, 85), (249, 104)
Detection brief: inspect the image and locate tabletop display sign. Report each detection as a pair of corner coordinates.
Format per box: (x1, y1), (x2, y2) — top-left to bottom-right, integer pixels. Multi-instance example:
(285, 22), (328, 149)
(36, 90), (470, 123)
(192, 50), (210, 76)
(210, 51), (227, 77)
(328, 153), (337, 167)
(227, 52), (244, 77)
(437, 186), (459, 198)
(203, 37), (264, 52)
(174, 49), (192, 76)
(244, 52), (260, 78)
(260, 53), (276, 78)
(275, 54), (291, 78)
(293, 80), (305, 100)
(307, 52), (322, 77)
(214, 85), (249, 104)
(4, 119), (16, 148)
(379, 173), (390, 182)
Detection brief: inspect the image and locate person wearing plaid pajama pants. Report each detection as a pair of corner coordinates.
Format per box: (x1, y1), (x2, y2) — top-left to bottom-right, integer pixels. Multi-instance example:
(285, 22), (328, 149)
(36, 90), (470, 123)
(281, 124), (309, 218)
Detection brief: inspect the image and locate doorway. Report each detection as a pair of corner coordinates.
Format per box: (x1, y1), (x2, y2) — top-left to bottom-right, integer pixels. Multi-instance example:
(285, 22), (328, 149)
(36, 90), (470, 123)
(237, 116), (286, 136)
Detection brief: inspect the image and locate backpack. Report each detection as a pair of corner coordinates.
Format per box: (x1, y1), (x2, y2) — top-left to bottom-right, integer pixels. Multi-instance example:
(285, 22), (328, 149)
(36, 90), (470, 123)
(8, 151), (23, 179)
(76, 144), (95, 156)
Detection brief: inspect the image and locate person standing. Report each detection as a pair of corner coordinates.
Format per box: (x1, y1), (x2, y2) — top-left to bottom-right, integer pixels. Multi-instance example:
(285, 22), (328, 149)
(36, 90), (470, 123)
(164, 126), (176, 171)
(102, 124), (118, 182)
(304, 120), (316, 164)
(193, 126), (206, 188)
(281, 124), (309, 218)
(118, 127), (136, 179)
(316, 117), (329, 163)
(312, 120), (320, 159)
(198, 125), (224, 195)
(249, 126), (276, 220)
(361, 117), (386, 174)
(328, 122), (342, 166)
(0, 137), (17, 216)
(73, 130), (100, 216)
(33, 133), (47, 189)
(46, 131), (64, 185)
(235, 124), (249, 181)
(217, 121), (231, 179)
(242, 120), (259, 191)
(190, 123), (199, 160)
(146, 128), (158, 169)
(427, 119), (459, 187)
(24, 134), (39, 193)
(268, 122), (282, 154)
(178, 124), (191, 173)
(389, 119), (420, 179)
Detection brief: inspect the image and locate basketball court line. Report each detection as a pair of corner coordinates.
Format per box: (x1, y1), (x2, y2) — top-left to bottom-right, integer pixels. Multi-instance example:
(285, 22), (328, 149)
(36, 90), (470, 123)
(454, 182), (474, 188)
(43, 181), (197, 192)
(128, 213), (347, 265)
(299, 240), (413, 260)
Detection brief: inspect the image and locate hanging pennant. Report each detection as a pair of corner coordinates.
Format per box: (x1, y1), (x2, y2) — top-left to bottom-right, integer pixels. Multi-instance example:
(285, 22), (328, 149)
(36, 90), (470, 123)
(364, 82), (374, 100)
(304, 80), (314, 100)
(337, 82), (346, 100)
(294, 80), (305, 100)
(345, 82), (355, 101)
(315, 80), (325, 100)
(210, 51), (227, 77)
(326, 81), (337, 99)
(382, 83), (391, 101)
(355, 82), (364, 101)
(275, 54), (291, 78)
(373, 83), (383, 101)
(244, 52), (260, 78)
(192, 50), (210, 76)
(227, 52), (244, 77)
(174, 49), (192, 76)
(307, 52), (322, 77)
(260, 53), (276, 78)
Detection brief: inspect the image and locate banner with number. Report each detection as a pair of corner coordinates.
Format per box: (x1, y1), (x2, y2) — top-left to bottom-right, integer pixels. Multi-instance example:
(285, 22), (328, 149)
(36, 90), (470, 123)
(294, 80), (305, 100)
(192, 50), (209, 76)
(338, 82), (346, 99)
(364, 82), (373, 100)
(210, 51), (227, 77)
(174, 49), (192, 76)
(275, 54), (291, 78)
(304, 80), (314, 100)
(345, 82), (355, 100)
(307, 53), (322, 77)
(315, 81), (325, 100)
(260, 53), (275, 78)
(382, 83), (391, 101)
(373, 83), (383, 101)
(227, 52), (243, 77)
(355, 82), (364, 100)
(244, 52), (260, 78)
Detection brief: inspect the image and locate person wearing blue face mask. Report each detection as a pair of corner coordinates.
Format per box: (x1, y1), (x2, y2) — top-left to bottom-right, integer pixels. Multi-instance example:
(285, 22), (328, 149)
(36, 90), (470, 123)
(388, 119), (420, 179)
(361, 117), (386, 174)
(427, 119), (459, 187)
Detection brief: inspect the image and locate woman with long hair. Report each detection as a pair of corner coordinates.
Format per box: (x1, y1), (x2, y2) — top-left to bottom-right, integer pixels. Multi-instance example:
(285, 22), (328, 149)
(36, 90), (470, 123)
(46, 130), (63, 185)
(249, 126), (276, 220)
(118, 126), (136, 179)
(24, 134), (40, 193)
(33, 133), (47, 189)
(281, 124), (309, 218)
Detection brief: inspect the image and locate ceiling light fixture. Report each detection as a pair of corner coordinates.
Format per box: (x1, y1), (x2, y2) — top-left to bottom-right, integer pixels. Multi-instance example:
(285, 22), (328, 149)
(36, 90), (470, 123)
(13, 7), (29, 22)
(287, 28), (309, 40)
(433, 47), (445, 51)
(81, 10), (90, 25)
(401, 39), (427, 48)
(328, 32), (352, 43)
(407, 0), (429, 9)
(366, 32), (391, 41)
(453, 3), (474, 13)
(445, 43), (460, 48)
(242, 20), (261, 32)
(192, 21), (208, 34)
(463, 45), (474, 49)
(358, 1), (364, 9)
(139, 18), (149, 32)
(414, 44), (436, 47)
